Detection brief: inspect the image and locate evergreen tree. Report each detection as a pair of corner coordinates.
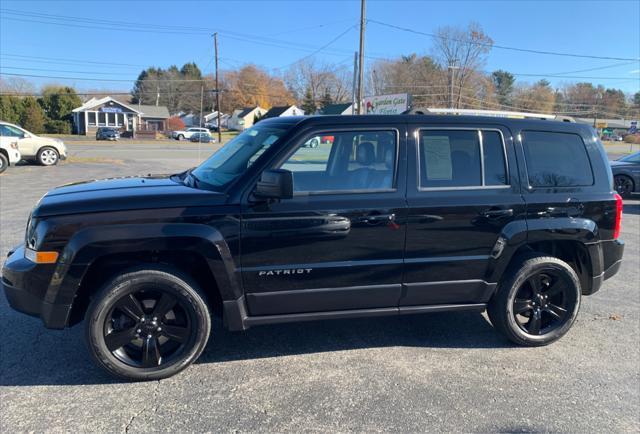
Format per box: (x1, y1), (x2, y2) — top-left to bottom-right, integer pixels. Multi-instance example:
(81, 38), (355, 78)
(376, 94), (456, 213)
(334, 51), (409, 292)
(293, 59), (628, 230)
(20, 97), (46, 133)
(491, 70), (515, 106)
(319, 87), (333, 110)
(301, 87), (317, 114)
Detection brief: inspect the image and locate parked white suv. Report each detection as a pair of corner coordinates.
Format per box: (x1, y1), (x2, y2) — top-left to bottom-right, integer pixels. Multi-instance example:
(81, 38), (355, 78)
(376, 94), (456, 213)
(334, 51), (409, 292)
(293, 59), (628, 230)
(172, 127), (210, 140)
(0, 140), (21, 173)
(0, 121), (67, 166)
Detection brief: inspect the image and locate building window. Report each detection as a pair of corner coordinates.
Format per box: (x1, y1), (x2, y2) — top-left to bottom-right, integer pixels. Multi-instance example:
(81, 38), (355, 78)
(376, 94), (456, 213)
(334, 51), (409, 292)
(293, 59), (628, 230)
(98, 112), (106, 126)
(88, 112), (96, 126)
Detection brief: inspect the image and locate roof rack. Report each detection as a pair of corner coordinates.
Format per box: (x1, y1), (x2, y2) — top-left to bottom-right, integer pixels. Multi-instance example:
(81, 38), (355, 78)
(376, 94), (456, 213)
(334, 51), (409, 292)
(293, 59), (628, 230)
(406, 107), (575, 123)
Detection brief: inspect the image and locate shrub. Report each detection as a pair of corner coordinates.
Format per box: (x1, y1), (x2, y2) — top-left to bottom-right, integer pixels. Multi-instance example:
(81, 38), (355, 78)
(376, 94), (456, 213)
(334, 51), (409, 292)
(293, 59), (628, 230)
(45, 119), (72, 134)
(623, 134), (640, 144)
(166, 116), (185, 131)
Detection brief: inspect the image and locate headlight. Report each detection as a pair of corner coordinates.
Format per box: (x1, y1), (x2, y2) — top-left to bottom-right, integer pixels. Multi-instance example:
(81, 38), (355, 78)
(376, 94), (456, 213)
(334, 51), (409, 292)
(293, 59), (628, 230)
(25, 215), (38, 249)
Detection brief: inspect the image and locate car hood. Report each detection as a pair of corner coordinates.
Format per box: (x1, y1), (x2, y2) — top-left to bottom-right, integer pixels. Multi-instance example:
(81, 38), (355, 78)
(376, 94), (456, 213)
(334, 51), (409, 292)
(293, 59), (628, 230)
(610, 160), (633, 167)
(32, 175), (226, 218)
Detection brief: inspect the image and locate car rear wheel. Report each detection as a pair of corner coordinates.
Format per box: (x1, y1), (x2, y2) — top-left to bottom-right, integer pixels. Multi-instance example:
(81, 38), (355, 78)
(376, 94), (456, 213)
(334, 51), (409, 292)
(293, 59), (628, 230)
(487, 254), (581, 346)
(614, 175), (634, 197)
(37, 147), (59, 166)
(0, 153), (8, 173)
(85, 266), (211, 381)
(177, 134), (184, 140)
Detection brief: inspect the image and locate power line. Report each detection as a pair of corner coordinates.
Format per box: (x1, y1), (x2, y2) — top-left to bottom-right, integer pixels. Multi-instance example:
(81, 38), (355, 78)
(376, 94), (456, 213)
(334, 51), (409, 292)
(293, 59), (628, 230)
(273, 25), (357, 70)
(368, 19), (640, 62)
(0, 72), (209, 83)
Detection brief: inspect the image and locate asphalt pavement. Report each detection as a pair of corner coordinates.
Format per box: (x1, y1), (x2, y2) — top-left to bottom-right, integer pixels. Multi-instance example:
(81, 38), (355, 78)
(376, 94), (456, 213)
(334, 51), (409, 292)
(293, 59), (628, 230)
(0, 143), (638, 432)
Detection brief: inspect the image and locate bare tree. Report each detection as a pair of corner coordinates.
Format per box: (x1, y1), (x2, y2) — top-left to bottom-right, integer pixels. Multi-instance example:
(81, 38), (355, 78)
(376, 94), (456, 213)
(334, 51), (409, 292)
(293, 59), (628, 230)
(432, 22), (493, 108)
(0, 77), (36, 95)
(284, 59), (352, 106)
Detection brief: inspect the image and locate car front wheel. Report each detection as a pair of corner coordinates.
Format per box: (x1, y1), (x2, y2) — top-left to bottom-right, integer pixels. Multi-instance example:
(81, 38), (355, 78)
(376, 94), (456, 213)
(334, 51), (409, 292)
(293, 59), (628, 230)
(37, 147), (59, 166)
(487, 254), (581, 346)
(85, 266), (211, 381)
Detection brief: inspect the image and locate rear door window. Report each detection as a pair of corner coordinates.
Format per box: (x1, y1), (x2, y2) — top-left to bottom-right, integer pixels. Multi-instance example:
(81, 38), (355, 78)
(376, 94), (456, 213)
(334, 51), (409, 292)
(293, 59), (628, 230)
(418, 129), (508, 188)
(521, 131), (593, 187)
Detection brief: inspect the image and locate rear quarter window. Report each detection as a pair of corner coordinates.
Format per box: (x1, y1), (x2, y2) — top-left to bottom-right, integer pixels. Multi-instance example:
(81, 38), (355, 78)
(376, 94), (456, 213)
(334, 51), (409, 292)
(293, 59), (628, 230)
(522, 131), (593, 187)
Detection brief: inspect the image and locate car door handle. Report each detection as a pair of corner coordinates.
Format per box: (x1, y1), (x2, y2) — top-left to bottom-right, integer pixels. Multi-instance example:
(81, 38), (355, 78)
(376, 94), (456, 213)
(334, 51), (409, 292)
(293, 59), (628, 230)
(358, 213), (396, 224)
(482, 209), (513, 218)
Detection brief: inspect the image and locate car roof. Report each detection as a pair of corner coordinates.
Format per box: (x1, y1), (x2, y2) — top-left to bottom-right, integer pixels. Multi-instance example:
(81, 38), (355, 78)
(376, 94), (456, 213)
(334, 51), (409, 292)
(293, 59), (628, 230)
(257, 114), (594, 135)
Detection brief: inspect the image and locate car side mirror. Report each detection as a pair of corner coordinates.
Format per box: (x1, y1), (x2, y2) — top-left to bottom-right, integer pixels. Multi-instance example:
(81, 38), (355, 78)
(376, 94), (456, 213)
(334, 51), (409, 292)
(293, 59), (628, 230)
(254, 169), (293, 200)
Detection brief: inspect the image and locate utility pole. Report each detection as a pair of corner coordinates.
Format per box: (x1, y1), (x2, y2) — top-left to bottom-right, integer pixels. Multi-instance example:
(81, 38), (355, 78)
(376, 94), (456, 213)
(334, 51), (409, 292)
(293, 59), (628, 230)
(357, 0), (366, 114)
(448, 62), (459, 109)
(199, 84), (204, 128)
(214, 32), (222, 143)
(351, 51), (358, 115)
(155, 85), (160, 107)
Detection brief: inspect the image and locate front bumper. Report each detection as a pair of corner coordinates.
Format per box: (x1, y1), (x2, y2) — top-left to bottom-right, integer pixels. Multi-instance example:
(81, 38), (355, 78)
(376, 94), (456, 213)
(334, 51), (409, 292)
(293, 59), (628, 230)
(8, 149), (21, 164)
(1, 245), (70, 329)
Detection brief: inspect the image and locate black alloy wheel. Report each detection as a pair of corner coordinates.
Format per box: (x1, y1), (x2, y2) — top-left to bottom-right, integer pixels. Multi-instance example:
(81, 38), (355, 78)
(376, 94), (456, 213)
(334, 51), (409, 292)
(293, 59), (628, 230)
(511, 270), (572, 336)
(614, 175), (634, 197)
(488, 254), (581, 346)
(85, 267), (211, 381)
(104, 289), (195, 368)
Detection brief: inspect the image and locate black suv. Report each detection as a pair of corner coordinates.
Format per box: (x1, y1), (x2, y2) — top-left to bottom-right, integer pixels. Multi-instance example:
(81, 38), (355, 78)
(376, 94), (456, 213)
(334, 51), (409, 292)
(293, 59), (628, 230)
(2, 115), (624, 381)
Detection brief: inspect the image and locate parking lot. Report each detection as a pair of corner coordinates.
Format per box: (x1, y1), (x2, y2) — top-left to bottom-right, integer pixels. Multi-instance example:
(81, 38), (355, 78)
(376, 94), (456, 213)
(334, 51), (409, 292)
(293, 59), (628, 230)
(1, 143), (639, 432)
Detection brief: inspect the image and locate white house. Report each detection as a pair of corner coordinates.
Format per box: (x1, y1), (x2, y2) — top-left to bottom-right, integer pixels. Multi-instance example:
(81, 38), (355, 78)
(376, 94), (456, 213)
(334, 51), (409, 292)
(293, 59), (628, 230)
(262, 105), (305, 119)
(228, 107), (267, 131)
(203, 111), (230, 129)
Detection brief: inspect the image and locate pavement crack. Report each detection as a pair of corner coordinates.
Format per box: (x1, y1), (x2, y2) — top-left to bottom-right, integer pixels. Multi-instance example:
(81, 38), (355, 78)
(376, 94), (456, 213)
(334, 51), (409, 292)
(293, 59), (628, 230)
(122, 380), (162, 433)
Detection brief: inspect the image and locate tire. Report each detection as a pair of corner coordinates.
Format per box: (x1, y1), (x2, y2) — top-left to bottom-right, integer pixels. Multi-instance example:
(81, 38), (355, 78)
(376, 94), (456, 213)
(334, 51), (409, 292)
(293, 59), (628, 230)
(0, 153), (8, 173)
(84, 266), (211, 381)
(487, 254), (581, 346)
(614, 175), (634, 198)
(310, 138), (320, 148)
(177, 134), (185, 140)
(37, 146), (59, 166)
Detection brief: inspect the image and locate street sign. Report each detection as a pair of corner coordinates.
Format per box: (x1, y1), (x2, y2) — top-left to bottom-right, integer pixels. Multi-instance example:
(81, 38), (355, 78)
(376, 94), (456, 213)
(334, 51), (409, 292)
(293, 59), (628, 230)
(363, 93), (410, 115)
(630, 121), (638, 134)
(596, 122), (607, 129)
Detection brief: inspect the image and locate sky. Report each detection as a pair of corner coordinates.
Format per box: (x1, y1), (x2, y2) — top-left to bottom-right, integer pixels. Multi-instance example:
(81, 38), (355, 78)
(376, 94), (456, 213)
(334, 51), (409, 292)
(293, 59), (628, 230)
(1, 0), (639, 95)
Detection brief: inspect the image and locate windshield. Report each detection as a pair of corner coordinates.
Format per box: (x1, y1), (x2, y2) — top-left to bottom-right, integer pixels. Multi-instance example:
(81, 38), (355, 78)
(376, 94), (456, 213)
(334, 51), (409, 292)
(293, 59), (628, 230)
(190, 123), (290, 190)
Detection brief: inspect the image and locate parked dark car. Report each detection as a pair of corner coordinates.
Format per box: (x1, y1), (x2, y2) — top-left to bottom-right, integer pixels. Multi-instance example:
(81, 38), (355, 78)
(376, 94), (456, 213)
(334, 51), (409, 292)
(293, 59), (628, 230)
(96, 127), (120, 141)
(189, 132), (214, 143)
(611, 151), (640, 197)
(2, 115), (624, 381)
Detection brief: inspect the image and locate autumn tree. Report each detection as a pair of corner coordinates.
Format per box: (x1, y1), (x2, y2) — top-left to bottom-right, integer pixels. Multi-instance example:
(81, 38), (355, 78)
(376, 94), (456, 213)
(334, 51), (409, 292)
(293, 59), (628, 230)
(369, 54), (446, 108)
(513, 80), (555, 113)
(221, 65), (294, 112)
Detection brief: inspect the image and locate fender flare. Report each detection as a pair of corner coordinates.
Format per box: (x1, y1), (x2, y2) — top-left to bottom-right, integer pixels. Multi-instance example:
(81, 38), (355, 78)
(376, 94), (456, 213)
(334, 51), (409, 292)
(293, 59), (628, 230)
(46, 223), (241, 307)
(486, 217), (599, 284)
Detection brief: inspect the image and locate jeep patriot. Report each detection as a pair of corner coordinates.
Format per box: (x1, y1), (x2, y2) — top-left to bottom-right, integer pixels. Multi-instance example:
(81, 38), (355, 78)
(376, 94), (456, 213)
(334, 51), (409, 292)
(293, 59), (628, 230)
(2, 114), (624, 380)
